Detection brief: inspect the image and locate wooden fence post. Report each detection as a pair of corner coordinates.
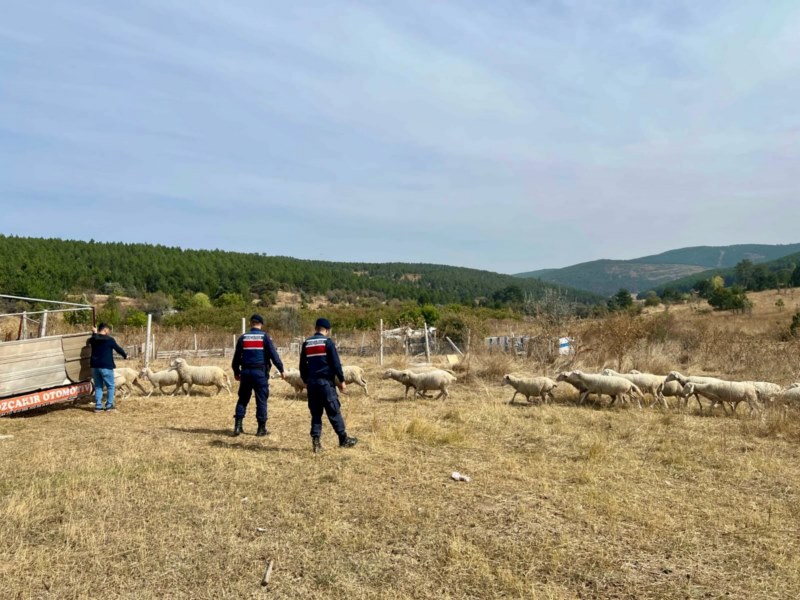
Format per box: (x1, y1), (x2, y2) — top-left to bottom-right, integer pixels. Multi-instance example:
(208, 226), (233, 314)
(39, 310), (48, 337)
(424, 321), (431, 364)
(379, 319), (384, 366)
(144, 314), (152, 368)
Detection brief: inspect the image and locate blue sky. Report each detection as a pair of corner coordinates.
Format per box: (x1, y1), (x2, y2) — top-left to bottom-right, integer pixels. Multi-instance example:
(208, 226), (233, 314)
(1, 1), (798, 273)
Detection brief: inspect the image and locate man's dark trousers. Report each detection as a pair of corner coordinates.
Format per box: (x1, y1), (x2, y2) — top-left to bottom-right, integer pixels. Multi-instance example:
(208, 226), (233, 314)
(236, 368), (269, 423)
(307, 379), (346, 438)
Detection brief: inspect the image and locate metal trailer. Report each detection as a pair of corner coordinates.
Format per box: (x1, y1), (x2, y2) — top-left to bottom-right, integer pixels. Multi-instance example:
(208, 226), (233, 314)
(0, 294), (95, 417)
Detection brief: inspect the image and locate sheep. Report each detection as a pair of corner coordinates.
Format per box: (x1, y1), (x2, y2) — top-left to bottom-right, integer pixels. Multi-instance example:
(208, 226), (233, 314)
(112, 372), (132, 400)
(169, 358), (231, 397)
(745, 381), (783, 403)
(664, 371), (725, 411)
(139, 367), (185, 397)
(273, 368), (307, 396)
(556, 370), (644, 408)
(393, 369), (457, 400)
(681, 381), (761, 415)
(775, 385), (800, 405)
(602, 368), (667, 408)
(657, 379), (688, 406)
(335, 365), (369, 395)
(113, 367), (149, 396)
(382, 369), (417, 398)
(501, 374), (557, 404)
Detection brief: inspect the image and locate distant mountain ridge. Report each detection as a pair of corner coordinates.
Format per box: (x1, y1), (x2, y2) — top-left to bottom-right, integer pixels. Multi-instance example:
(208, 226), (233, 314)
(515, 243), (800, 296)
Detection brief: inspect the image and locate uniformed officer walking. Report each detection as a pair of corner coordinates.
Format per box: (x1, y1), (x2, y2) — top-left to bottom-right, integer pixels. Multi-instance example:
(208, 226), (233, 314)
(232, 314), (285, 437)
(299, 318), (358, 453)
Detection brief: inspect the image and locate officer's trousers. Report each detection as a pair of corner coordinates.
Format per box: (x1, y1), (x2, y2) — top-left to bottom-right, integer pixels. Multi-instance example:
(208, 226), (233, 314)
(235, 368), (269, 423)
(307, 380), (346, 439)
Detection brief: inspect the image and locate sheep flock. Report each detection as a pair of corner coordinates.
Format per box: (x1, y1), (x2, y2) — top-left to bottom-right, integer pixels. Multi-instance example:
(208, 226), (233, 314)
(107, 358), (800, 417)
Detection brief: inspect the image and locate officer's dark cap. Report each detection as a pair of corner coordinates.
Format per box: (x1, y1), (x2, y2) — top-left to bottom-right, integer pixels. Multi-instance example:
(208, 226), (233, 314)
(315, 318), (332, 330)
(250, 314), (264, 324)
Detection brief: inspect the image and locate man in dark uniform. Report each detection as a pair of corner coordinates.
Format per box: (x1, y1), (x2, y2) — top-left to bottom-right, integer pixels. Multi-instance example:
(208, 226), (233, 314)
(232, 314), (285, 437)
(299, 318), (358, 453)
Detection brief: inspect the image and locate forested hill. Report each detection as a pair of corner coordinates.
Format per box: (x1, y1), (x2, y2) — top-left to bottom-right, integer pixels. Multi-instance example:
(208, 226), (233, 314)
(515, 243), (800, 296)
(0, 235), (601, 306)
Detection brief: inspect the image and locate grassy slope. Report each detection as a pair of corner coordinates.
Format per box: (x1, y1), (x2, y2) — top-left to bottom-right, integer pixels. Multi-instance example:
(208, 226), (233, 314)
(516, 243), (800, 296)
(2, 354), (800, 599)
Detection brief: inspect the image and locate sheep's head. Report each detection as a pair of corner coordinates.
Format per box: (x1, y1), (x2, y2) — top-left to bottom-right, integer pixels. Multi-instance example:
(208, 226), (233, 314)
(664, 371), (681, 384)
(501, 375), (512, 386)
(601, 368), (614, 376)
(682, 382), (695, 396)
(555, 372), (571, 382)
(382, 370), (399, 379)
(139, 368), (148, 379)
(396, 371), (413, 384)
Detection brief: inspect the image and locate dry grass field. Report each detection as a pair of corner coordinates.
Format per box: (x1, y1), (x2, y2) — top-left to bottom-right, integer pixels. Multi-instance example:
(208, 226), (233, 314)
(3, 347), (800, 599)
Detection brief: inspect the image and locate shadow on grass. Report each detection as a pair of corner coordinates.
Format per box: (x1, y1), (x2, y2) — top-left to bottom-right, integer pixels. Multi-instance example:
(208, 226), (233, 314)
(208, 439), (296, 453)
(166, 426), (232, 436)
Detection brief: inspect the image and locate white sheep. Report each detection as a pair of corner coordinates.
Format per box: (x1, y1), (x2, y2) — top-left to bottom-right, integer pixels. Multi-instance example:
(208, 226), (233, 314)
(273, 368), (306, 396)
(745, 381), (783, 403)
(394, 369), (457, 400)
(170, 358), (231, 397)
(681, 381), (761, 415)
(556, 370), (644, 408)
(664, 371), (725, 411)
(602, 368), (667, 408)
(336, 365), (369, 395)
(775, 385), (800, 405)
(113, 367), (149, 396)
(657, 379), (688, 406)
(112, 372), (132, 399)
(382, 369), (416, 398)
(139, 367), (184, 397)
(501, 374), (557, 404)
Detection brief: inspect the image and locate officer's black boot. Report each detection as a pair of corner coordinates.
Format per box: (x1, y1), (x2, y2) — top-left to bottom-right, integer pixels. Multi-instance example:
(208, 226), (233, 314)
(256, 421), (269, 437)
(233, 418), (244, 437)
(338, 433), (358, 448)
(312, 436), (322, 454)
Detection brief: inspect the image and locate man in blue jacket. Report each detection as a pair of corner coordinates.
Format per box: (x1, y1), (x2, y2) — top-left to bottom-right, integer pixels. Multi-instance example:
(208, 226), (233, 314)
(88, 323), (128, 413)
(232, 314), (285, 437)
(299, 318), (357, 453)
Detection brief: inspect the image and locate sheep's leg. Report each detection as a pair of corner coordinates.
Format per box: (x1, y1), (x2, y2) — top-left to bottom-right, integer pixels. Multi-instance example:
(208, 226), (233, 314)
(436, 387), (447, 400)
(133, 380), (149, 395)
(185, 383), (192, 397)
(508, 391), (519, 405)
(578, 391), (588, 405)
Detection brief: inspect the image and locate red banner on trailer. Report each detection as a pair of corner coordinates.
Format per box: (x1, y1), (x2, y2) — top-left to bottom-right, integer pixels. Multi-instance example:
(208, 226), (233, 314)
(0, 381), (93, 417)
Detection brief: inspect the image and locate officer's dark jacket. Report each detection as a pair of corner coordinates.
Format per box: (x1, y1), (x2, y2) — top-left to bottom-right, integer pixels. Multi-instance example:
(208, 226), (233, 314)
(299, 333), (344, 384)
(88, 333), (127, 369)
(232, 328), (284, 376)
